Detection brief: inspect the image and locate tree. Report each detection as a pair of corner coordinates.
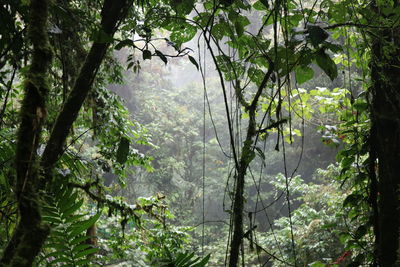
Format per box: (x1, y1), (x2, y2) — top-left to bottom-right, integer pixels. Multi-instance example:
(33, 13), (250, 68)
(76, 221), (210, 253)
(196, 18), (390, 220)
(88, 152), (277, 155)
(1, 0), (133, 265)
(368, 1), (400, 265)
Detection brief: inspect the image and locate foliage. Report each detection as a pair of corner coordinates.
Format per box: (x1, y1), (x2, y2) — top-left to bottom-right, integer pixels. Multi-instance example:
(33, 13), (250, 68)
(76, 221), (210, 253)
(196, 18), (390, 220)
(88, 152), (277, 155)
(260, 168), (349, 266)
(1, 0), (399, 265)
(39, 184), (100, 266)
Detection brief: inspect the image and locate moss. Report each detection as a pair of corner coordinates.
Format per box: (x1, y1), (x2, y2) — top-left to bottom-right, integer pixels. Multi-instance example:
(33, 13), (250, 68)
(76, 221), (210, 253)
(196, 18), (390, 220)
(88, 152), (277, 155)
(3, 0), (53, 265)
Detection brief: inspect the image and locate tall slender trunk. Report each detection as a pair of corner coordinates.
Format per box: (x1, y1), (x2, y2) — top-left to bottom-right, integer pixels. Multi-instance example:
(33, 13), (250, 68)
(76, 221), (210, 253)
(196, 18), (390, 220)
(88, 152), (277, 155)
(229, 116), (256, 267)
(227, 65), (273, 267)
(369, 20), (400, 266)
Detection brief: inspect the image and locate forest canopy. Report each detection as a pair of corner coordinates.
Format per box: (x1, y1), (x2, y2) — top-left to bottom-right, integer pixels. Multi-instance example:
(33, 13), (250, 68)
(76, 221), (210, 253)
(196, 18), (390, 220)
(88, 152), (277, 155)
(0, 0), (399, 266)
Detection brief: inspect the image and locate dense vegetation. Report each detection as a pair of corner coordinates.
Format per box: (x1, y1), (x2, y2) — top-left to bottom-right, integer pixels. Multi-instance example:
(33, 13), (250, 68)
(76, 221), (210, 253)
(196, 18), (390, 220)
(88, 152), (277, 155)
(0, 0), (399, 266)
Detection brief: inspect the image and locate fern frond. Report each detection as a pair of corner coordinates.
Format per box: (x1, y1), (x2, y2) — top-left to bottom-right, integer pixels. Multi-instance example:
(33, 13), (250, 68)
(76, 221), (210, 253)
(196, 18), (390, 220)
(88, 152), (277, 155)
(40, 184), (100, 266)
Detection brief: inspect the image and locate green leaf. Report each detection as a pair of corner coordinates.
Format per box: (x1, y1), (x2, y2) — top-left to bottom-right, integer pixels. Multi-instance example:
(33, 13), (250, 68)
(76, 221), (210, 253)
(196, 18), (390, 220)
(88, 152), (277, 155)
(171, 0), (195, 15)
(115, 39), (134, 50)
(62, 198), (84, 219)
(74, 259), (91, 266)
(42, 216), (62, 224)
(116, 137), (130, 164)
(309, 261), (326, 267)
(176, 252), (194, 265)
(353, 101), (368, 112)
(343, 194), (361, 207)
(70, 235), (92, 246)
(188, 55), (199, 70)
(321, 223), (337, 229)
(295, 66), (314, 84)
(341, 155), (354, 170)
(192, 254), (210, 267)
(354, 225), (367, 239)
(220, 0), (234, 7)
(143, 49), (152, 60)
(72, 243), (91, 254)
(253, 0), (268, 10)
(74, 247), (98, 258)
(315, 49), (338, 81)
(307, 25), (329, 47)
(170, 22), (197, 46)
(155, 50), (168, 64)
(69, 213), (101, 238)
(235, 20), (244, 37)
(254, 147), (265, 160)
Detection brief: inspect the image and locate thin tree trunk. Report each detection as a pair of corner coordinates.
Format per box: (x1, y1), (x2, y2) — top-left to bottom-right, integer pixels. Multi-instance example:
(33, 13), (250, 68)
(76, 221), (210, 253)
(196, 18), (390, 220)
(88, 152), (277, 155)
(228, 68), (273, 267)
(228, 119), (256, 267)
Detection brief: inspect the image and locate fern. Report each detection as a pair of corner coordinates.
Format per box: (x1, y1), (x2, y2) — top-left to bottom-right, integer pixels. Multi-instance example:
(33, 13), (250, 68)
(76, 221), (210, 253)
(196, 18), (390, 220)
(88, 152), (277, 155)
(40, 184), (100, 266)
(158, 250), (210, 267)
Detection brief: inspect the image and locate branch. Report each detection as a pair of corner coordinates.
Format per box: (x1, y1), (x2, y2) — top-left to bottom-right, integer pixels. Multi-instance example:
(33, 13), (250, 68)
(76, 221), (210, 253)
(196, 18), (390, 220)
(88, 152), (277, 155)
(41, 0), (132, 172)
(0, 67), (16, 129)
(257, 118), (288, 133)
(68, 182), (165, 223)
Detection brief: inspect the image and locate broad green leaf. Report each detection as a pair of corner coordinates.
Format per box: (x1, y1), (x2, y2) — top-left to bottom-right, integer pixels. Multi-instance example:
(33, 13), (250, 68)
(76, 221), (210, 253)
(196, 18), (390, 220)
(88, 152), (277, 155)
(143, 49), (152, 60)
(74, 259), (91, 266)
(315, 50), (338, 81)
(353, 101), (368, 112)
(176, 252), (194, 266)
(171, 0), (195, 15)
(295, 66), (314, 84)
(343, 194), (360, 207)
(116, 137), (130, 164)
(307, 25), (329, 47)
(235, 20), (244, 37)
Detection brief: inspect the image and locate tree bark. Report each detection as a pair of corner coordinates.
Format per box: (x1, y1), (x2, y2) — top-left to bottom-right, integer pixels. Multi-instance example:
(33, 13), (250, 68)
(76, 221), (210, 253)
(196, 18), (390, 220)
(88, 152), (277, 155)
(41, 0), (132, 172)
(0, 0), (53, 265)
(369, 22), (400, 266)
(1, 0), (133, 266)
(228, 68), (273, 267)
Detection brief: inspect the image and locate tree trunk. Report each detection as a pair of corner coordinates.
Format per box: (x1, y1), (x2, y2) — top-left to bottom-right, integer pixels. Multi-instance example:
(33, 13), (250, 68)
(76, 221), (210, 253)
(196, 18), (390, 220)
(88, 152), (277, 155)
(1, 0), (133, 266)
(41, 0), (132, 172)
(369, 21), (400, 266)
(0, 0), (53, 266)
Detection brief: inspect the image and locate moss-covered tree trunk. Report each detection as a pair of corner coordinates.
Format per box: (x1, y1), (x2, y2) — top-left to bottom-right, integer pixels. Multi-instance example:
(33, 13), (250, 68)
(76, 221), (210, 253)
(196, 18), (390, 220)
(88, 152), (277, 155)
(228, 119), (256, 267)
(369, 9), (400, 266)
(0, 0), (52, 266)
(0, 0), (132, 266)
(41, 0), (132, 173)
(228, 69), (273, 267)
